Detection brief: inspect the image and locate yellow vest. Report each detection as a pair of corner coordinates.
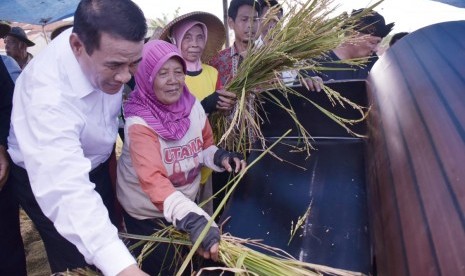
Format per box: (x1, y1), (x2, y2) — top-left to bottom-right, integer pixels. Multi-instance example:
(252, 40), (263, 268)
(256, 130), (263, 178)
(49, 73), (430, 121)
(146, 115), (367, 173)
(185, 64), (220, 184)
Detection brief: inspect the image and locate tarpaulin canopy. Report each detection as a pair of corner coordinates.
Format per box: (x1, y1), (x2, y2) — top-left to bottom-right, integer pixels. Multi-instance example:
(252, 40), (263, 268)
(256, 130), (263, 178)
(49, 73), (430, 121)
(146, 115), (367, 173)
(432, 0), (465, 8)
(0, 0), (79, 25)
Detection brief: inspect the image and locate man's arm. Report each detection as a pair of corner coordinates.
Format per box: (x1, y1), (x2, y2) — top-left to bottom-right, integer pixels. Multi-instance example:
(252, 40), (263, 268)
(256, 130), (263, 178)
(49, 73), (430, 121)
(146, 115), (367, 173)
(12, 101), (135, 275)
(0, 56), (15, 188)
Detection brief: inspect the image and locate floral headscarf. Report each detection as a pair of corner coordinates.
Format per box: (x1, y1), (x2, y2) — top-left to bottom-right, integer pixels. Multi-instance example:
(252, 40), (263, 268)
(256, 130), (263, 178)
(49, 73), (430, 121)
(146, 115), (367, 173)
(124, 40), (196, 140)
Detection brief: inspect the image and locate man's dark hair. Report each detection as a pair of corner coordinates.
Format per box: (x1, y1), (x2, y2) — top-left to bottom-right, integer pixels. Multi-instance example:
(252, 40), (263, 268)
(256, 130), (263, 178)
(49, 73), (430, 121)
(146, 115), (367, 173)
(73, 0), (147, 55)
(228, 0), (261, 20)
(258, 0), (283, 17)
(389, 32), (409, 47)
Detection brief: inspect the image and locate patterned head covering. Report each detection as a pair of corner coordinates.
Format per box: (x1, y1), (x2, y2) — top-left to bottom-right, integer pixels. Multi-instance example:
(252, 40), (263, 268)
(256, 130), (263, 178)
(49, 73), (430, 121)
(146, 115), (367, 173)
(124, 40), (196, 140)
(171, 20), (207, 72)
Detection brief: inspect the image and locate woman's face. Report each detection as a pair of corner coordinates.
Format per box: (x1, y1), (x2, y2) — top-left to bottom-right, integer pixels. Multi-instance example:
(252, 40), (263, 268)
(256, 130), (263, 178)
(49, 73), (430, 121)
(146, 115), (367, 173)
(153, 57), (185, 105)
(180, 25), (206, 63)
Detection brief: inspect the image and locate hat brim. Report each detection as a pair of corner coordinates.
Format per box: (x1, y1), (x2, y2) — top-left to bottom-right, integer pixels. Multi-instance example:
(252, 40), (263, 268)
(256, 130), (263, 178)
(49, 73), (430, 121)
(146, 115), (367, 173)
(0, 23), (11, 38)
(7, 33), (35, 47)
(156, 11), (226, 63)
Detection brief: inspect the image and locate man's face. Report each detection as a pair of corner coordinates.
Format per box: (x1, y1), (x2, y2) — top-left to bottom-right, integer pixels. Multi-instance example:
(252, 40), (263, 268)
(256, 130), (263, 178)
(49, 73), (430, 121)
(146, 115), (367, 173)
(180, 25), (206, 63)
(229, 5), (259, 43)
(70, 32), (144, 94)
(4, 36), (26, 59)
(351, 32), (382, 58)
(260, 6), (283, 41)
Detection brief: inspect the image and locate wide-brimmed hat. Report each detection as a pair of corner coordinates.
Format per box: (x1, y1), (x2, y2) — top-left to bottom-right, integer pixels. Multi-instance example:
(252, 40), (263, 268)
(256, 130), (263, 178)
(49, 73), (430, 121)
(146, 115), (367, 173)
(350, 9), (394, 38)
(157, 11), (226, 63)
(51, 22), (73, 40)
(7, 26), (35, 47)
(0, 22), (11, 38)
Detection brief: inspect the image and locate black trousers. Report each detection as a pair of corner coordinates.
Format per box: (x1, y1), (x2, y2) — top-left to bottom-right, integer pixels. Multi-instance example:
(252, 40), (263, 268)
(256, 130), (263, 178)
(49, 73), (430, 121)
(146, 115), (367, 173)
(9, 158), (117, 273)
(0, 175), (27, 276)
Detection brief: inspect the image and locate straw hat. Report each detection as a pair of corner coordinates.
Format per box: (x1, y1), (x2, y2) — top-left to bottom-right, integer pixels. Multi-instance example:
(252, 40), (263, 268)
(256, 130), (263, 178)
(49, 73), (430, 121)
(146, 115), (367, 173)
(157, 11), (226, 63)
(0, 22), (11, 38)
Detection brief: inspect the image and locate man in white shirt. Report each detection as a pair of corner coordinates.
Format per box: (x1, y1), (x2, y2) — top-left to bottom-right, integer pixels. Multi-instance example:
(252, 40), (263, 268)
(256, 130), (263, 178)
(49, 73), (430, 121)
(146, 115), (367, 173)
(7, 0), (148, 275)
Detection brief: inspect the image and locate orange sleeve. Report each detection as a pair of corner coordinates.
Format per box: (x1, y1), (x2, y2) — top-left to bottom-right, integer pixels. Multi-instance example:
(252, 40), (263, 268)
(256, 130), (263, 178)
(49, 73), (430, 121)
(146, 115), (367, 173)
(128, 124), (176, 210)
(202, 118), (214, 149)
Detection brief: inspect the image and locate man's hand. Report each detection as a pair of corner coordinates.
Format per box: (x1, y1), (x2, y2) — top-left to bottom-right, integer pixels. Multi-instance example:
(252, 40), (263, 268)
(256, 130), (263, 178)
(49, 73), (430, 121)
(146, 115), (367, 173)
(303, 76), (323, 92)
(116, 264), (149, 276)
(216, 89), (237, 111)
(0, 145), (10, 190)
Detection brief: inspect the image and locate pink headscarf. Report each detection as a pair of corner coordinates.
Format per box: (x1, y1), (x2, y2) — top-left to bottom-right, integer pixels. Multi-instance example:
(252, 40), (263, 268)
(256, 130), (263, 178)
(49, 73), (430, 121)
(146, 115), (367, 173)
(124, 40), (196, 141)
(171, 20), (208, 72)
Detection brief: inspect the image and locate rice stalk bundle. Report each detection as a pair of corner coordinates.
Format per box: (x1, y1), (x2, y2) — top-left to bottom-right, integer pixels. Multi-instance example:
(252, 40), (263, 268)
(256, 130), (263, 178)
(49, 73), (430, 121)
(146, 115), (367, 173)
(213, 0), (381, 155)
(120, 230), (364, 276)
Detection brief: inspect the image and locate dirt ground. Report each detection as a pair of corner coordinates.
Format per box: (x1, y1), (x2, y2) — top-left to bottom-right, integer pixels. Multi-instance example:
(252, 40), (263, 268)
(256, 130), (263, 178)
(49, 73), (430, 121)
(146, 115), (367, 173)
(20, 209), (51, 276)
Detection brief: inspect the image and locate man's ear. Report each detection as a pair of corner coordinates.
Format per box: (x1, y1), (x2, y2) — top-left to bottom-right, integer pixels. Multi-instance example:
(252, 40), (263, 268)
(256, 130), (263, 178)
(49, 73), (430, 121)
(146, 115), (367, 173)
(227, 17), (235, 30)
(69, 33), (84, 56)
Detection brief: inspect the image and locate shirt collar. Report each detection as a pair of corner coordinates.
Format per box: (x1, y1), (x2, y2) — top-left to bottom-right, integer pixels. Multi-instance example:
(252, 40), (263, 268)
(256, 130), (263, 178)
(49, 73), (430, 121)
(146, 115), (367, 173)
(60, 29), (97, 98)
(230, 43), (240, 57)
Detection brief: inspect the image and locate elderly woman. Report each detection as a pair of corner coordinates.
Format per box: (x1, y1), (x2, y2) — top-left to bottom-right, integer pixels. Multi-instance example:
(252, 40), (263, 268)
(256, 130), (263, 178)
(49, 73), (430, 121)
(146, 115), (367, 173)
(159, 11), (236, 114)
(159, 12), (238, 214)
(116, 40), (246, 275)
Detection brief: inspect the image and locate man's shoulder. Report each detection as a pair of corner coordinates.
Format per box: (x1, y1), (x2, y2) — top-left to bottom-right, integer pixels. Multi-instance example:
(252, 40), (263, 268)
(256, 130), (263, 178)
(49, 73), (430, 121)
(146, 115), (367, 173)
(1, 55), (20, 70)
(209, 47), (231, 64)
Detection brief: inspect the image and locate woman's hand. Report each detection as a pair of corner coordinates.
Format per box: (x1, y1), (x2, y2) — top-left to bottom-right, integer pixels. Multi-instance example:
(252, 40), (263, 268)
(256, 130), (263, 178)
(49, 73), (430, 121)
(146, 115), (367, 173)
(201, 90), (236, 114)
(214, 149), (247, 174)
(197, 242), (219, 261)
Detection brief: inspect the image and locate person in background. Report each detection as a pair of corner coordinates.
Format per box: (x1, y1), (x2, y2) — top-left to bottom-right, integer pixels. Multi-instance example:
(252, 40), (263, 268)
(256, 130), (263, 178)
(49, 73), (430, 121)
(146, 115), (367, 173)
(4, 26), (35, 69)
(0, 22), (26, 276)
(7, 0), (149, 275)
(257, 0), (283, 46)
(304, 8), (394, 85)
(209, 0), (261, 85)
(160, 12), (236, 115)
(389, 31), (409, 47)
(159, 11), (237, 215)
(117, 40), (246, 275)
(256, 0), (299, 86)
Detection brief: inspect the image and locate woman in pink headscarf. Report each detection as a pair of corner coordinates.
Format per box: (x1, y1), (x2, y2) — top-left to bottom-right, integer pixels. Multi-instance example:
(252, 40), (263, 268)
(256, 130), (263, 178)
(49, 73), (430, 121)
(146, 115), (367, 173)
(160, 12), (236, 115)
(160, 12), (238, 215)
(116, 40), (246, 275)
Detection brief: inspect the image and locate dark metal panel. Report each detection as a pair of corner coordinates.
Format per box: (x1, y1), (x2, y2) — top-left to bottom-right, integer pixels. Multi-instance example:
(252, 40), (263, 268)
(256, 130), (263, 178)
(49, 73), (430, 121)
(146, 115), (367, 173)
(221, 138), (372, 274)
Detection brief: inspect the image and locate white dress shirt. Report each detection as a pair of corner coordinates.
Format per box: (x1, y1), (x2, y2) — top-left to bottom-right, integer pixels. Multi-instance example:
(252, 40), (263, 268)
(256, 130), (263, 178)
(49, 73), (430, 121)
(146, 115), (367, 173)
(8, 29), (135, 276)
